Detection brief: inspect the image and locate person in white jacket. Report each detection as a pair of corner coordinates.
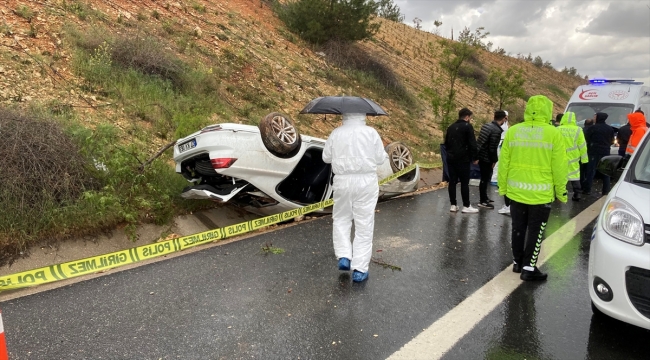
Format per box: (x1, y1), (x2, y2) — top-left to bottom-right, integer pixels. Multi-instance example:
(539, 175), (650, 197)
(323, 113), (388, 282)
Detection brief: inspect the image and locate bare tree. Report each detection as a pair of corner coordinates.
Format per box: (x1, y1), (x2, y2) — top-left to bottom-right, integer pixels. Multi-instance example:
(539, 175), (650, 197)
(413, 17), (422, 30)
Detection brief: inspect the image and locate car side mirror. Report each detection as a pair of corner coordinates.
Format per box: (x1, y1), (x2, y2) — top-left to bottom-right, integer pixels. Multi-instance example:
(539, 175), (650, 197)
(597, 155), (624, 180)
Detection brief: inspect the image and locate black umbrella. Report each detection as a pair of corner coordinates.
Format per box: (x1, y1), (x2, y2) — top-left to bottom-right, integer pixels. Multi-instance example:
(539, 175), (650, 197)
(299, 96), (388, 116)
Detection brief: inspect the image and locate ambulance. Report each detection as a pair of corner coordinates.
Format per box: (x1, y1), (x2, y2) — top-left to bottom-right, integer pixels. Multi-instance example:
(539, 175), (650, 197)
(564, 79), (650, 153)
(565, 79), (650, 128)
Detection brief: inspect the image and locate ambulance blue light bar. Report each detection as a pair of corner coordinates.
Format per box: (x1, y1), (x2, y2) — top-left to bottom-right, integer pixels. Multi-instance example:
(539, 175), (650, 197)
(589, 79), (642, 85)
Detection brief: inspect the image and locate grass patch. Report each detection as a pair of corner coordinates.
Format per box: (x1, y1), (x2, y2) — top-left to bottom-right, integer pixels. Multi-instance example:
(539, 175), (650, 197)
(321, 41), (416, 108)
(261, 242), (285, 255)
(15, 5), (35, 22)
(67, 26), (235, 138)
(546, 84), (569, 100)
(1, 21), (12, 36)
(192, 3), (207, 13)
(62, 0), (106, 21)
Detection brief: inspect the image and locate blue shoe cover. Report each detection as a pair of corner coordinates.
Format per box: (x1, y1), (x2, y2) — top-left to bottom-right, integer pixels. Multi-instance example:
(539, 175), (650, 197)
(338, 258), (351, 271)
(352, 270), (368, 282)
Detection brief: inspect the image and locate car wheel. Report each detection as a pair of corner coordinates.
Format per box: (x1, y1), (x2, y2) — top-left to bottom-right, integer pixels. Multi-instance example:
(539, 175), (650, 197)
(385, 142), (416, 181)
(386, 142), (413, 172)
(259, 112), (301, 157)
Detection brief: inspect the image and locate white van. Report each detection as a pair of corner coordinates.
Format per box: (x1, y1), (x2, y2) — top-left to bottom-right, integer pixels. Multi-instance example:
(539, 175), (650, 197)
(564, 79), (650, 153)
(565, 79), (650, 128)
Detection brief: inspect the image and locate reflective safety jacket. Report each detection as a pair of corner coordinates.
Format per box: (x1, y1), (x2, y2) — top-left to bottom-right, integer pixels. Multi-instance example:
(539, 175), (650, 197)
(626, 112), (648, 155)
(497, 95), (568, 204)
(557, 112), (588, 181)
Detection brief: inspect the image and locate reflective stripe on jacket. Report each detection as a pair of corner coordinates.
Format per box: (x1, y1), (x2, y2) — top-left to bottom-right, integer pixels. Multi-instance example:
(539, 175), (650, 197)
(497, 95), (568, 204)
(558, 112), (588, 181)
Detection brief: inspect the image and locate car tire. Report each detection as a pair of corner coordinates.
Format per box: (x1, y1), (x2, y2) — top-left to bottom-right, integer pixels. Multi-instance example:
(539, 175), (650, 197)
(259, 112), (301, 158)
(385, 142), (416, 181)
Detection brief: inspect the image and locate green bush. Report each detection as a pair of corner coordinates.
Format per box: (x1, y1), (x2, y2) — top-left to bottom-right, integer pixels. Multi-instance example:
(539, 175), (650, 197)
(275, 0), (380, 44)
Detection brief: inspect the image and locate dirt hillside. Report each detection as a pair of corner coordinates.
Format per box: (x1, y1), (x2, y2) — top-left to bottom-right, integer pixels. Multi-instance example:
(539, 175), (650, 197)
(0, 0), (586, 159)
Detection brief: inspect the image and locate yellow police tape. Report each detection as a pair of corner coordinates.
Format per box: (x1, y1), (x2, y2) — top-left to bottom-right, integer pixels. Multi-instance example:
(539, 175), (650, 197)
(0, 163), (438, 291)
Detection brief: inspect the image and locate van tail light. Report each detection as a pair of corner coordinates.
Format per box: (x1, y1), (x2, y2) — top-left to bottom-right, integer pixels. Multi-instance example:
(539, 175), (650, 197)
(211, 158), (237, 169)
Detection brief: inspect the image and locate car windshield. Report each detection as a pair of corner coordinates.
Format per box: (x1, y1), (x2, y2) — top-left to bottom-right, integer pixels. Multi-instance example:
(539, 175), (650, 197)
(631, 134), (650, 183)
(567, 102), (635, 129)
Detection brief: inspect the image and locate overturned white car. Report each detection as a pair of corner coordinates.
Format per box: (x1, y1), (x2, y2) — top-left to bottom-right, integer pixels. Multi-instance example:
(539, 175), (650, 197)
(173, 113), (420, 216)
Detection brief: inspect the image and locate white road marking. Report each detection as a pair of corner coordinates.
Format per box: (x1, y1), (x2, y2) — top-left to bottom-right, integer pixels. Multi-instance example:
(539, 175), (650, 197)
(387, 198), (605, 360)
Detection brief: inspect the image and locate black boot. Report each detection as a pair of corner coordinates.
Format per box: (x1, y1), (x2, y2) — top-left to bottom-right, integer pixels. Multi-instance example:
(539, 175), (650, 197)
(520, 267), (547, 281)
(572, 193), (580, 202)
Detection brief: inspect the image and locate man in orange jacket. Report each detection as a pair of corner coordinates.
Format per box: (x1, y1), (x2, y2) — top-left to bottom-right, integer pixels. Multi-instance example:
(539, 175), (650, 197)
(626, 110), (648, 155)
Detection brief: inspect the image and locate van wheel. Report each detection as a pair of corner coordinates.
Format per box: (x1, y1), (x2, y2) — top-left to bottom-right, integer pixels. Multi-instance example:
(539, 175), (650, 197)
(259, 112), (301, 158)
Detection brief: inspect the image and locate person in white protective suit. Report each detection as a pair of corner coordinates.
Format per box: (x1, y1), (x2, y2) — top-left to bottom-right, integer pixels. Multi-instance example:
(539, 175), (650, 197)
(492, 110), (511, 214)
(322, 113), (388, 283)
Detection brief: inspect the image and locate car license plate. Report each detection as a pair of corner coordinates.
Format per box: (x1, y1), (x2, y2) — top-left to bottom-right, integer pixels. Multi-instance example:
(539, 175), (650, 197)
(178, 139), (197, 153)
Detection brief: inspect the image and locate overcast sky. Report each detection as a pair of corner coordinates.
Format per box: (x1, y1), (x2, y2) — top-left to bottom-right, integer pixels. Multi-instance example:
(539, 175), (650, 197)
(395, 0), (650, 85)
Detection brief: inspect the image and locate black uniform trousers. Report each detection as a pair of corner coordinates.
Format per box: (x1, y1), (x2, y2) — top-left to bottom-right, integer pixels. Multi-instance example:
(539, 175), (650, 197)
(510, 200), (552, 269)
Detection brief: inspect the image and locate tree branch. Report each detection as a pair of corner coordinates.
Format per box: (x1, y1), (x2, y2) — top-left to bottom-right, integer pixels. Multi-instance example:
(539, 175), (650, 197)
(139, 140), (177, 172)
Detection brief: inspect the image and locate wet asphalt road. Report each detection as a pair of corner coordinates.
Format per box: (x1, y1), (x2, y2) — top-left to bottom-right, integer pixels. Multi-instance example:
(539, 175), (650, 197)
(2, 185), (649, 359)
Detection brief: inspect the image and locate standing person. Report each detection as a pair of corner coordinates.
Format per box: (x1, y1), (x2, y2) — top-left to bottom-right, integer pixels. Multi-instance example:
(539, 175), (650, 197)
(322, 113), (388, 283)
(617, 116), (632, 156)
(582, 112), (615, 196)
(553, 113), (562, 127)
(498, 95), (568, 281)
(476, 110), (507, 209)
(580, 117), (594, 187)
(493, 111), (512, 215)
(557, 112), (588, 201)
(625, 110), (648, 156)
(444, 108), (479, 213)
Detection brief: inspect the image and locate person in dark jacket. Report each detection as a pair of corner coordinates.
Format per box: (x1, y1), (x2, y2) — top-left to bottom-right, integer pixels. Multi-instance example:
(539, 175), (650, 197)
(444, 108), (479, 213)
(617, 119), (632, 156)
(582, 112), (615, 195)
(476, 110), (506, 209)
(553, 113), (562, 127)
(580, 116), (594, 185)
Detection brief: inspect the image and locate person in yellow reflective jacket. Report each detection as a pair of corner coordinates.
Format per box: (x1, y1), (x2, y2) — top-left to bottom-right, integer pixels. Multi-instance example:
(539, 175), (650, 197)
(497, 95), (568, 281)
(557, 112), (588, 202)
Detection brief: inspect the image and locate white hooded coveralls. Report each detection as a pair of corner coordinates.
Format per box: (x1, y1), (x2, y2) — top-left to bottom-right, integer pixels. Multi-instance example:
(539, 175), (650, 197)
(322, 114), (388, 273)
